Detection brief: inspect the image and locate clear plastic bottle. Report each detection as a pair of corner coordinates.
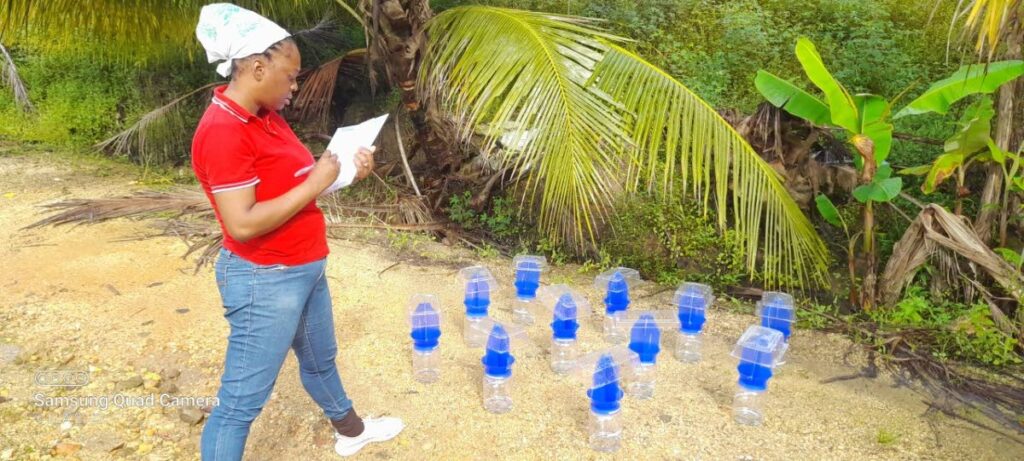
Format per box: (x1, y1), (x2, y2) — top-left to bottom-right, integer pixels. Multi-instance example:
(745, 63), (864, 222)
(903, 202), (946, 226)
(594, 268), (639, 344)
(545, 289), (582, 374)
(482, 374), (514, 414)
(730, 325), (788, 426)
(481, 323), (516, 414)
(512, 297), (535, 326)
(411, 348), (440, 383)
(626, 313), (661, 399)
(589, 410), (622, 452)
(512, 255), (546, 326)
(464, 315), (487, 348)
(673, 282), (713, 363)
(674, 332), (702, 363)
(585, 352), (627, 452)
(732, 386), (765, 426)
(459, 266), (495, 347)
(603, 312), (627, 344)
(409, 295), (441, 383)
(550, 338), (577, 374)
(627, 362), (656, 400)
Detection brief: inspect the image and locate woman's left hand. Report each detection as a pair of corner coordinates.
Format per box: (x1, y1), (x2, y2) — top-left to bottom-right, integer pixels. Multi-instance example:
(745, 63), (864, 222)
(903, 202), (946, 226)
(354, 146), (375, 181)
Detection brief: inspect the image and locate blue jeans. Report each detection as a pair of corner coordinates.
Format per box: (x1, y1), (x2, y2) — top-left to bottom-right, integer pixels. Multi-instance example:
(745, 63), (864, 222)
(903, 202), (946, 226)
(201, 249), (354, 460)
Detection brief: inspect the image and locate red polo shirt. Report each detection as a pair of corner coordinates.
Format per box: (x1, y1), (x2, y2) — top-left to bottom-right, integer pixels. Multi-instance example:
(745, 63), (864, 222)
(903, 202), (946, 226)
(191, 85), (328, 266)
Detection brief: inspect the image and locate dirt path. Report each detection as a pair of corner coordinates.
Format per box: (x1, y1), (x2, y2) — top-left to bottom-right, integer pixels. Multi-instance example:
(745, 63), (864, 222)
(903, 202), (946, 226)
(0, 148), (1020, 460)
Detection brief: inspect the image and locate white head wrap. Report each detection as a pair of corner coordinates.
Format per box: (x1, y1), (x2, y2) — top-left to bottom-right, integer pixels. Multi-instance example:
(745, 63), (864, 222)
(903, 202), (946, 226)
(196, 3), (292, 78)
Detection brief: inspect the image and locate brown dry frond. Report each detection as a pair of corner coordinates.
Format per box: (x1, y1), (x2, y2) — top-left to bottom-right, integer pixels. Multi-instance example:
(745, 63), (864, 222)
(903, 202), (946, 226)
(25, 190), (211, 229)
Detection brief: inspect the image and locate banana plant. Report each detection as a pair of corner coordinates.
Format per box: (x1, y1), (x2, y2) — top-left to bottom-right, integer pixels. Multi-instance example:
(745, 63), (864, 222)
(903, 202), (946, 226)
(755, 37), (897, 310)
(814, 193), (862, 305)
(899, 96), (997, 215)
(755, 37), (1024, 309)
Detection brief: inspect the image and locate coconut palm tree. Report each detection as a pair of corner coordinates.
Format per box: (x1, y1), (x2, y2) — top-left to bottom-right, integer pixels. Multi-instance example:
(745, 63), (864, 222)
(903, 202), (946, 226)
(1, 1), (830, 287)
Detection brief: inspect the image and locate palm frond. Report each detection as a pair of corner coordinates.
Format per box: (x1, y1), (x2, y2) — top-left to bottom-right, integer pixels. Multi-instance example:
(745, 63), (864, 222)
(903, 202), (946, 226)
(156, 218), (222, 272)
(421, 6), (630, 247)
(0, 0), (337, 61)
(0, 42), (31, 112)
(591, 44), (831, 287)
(25, 190), (211, 229)
(950, 0), (1023, 59)
(290, 49), (367, 132)
(421, 6), (830, 287)
(95, 82), (218, 165)
(334, 0), (365, 28)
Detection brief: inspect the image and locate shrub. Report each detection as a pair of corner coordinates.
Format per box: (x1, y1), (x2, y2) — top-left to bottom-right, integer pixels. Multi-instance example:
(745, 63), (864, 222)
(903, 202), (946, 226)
(871, 286), (1021, 366)
(603, 196), (746, 288)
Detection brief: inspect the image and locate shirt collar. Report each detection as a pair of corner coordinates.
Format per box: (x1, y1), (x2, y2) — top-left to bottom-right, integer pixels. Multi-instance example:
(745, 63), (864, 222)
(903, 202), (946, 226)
(212, 85), (278, 134)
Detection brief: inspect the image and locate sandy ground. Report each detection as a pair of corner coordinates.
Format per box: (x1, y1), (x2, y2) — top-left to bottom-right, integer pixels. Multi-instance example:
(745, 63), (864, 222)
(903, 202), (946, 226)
(0, 146), (1021, 461)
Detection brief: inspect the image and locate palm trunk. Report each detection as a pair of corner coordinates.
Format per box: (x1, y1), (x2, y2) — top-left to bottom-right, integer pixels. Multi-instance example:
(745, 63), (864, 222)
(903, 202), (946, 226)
(975, 33), (1021, 243)
(362, 0), (454, 178)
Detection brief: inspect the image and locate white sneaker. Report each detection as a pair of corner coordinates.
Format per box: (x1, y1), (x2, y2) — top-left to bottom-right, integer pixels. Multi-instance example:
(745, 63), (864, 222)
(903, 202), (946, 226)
(334, 416), (405, 457)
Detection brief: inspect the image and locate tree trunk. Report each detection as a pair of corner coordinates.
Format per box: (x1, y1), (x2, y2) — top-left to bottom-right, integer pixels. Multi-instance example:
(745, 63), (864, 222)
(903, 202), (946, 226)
(362, 0), (455, 180)
(975, 32), (1021, 243)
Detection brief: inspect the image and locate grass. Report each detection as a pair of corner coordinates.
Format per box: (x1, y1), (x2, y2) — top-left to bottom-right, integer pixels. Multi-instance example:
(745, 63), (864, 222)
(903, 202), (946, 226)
(876, 428), (899, 445)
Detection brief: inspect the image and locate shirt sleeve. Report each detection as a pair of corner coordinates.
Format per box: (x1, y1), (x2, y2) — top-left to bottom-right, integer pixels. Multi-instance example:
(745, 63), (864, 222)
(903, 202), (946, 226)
(197, 129), (260, 194)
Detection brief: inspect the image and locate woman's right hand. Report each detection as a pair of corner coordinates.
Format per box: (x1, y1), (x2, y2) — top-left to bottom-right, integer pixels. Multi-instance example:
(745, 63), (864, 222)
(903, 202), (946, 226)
(308, 150), (341, 192)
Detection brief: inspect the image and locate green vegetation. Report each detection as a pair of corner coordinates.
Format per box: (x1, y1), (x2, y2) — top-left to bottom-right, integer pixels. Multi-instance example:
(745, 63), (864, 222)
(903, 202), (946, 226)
(871, 286), (1021, 366)
(445, 191), (526, 244)
(0, 51), (142, 147)
(876, 427), (899, 445)
(1, 0), (1021, 377)
(602, 196), (746, 289)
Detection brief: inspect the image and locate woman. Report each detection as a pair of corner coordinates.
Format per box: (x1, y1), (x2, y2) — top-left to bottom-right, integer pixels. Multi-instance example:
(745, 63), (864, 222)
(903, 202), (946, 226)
(192, 4), (403, 460)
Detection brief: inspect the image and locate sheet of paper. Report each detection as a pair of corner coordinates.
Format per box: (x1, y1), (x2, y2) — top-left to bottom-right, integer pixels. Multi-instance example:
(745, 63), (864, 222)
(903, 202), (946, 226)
(294, 113), (390, 195)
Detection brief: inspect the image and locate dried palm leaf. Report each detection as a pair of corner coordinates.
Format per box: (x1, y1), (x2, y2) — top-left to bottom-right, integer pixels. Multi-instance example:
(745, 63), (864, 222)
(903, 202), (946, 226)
(290, 49), (367, 132)
(881, 203), (1024, 307)
(153, 219), (223, 272)
(25, 190), (211, 229)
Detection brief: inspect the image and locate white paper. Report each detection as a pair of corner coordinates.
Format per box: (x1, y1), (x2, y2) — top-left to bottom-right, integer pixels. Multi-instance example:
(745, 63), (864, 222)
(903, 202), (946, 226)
(294, 114), (390, 195)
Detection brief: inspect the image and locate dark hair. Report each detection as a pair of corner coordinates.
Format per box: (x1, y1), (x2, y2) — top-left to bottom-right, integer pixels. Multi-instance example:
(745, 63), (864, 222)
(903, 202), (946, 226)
(229, 37), (296, 79)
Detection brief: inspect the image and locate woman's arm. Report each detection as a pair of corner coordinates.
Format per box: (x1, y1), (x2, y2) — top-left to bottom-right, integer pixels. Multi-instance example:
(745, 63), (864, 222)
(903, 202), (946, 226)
(215, 150), (341, 242)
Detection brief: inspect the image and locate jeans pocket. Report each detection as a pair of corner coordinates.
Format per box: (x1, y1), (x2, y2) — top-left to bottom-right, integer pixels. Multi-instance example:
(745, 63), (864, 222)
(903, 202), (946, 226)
(215, 257), (228, 288)
(253, 263), (291, 272)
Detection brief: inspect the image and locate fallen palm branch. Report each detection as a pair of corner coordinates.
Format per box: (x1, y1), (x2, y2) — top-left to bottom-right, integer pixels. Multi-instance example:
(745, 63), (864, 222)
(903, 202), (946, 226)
(811, 310), (1024, 439)
(157, 219), (223, 272)
(26, 188), (446, 270)
(329, 221), (446, 231)
(24, 190), (212, 229)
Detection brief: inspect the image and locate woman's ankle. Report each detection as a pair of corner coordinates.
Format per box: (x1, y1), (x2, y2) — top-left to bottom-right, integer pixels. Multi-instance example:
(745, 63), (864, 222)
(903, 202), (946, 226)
(330, 408), (364, 437)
